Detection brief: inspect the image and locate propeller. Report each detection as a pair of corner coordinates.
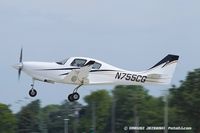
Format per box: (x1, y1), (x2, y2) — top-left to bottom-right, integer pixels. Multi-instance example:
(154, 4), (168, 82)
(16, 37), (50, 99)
(18, 48), (23, 80)
(13, 48), (23, 80)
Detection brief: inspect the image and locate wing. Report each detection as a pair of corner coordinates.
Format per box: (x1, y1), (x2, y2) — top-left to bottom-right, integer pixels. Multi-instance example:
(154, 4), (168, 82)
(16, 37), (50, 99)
(63, 61), (95, 84)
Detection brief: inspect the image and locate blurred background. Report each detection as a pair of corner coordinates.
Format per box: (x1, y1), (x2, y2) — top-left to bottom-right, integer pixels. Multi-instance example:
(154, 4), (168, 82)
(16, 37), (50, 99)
(0, 0), (200, 132)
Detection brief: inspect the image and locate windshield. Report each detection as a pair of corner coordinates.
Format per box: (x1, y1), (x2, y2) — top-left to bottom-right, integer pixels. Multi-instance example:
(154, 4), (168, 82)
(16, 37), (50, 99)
(56, 58), (69, 65)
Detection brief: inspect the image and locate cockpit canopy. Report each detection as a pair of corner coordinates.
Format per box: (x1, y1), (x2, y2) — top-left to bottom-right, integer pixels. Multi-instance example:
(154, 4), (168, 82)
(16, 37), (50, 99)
(56, 58), (102, 69)
(71, 59), (87, 67)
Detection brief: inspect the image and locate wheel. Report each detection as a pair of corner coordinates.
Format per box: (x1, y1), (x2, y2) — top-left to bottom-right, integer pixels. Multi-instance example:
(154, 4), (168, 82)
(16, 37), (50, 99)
(29, 89), (37, 97)
(68, 93), (80, 102)
(68, 94), (74, 102)
(72, 92), (80, 100)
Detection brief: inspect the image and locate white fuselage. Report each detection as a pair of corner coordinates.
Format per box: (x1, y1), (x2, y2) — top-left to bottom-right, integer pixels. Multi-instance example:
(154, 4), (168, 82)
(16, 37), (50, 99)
(19, 57), (148, 85)
(14, 55), (179, 86)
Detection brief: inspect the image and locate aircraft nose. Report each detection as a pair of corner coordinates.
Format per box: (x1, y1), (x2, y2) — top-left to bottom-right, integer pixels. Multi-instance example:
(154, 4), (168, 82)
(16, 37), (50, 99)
(12, 63), (23, 70)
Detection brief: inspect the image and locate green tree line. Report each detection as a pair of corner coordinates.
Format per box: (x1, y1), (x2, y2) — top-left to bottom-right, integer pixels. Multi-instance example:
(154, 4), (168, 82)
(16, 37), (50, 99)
(1, 68), (200, 133)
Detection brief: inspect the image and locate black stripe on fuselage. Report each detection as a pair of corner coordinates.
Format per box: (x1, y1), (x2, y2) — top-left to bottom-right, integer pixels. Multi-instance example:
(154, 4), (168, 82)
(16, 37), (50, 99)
(36, 67), (117, 76)
(90, 69), (117, 72)
(37, 67), (117, 72)
(37, 68), (79, 71)
(58, 69), (117, 76)
(60, 73), (69, 76)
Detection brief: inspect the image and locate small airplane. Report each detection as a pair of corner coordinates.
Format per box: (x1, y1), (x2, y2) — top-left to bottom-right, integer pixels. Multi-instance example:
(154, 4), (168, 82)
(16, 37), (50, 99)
(13, 48), (179, 102)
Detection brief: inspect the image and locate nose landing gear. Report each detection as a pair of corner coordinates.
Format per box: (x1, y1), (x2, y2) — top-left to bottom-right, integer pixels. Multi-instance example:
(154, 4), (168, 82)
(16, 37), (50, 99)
(29, 79), (37, 97)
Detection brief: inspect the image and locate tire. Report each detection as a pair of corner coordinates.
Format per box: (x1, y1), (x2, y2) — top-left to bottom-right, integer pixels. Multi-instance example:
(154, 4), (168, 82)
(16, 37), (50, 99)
(68, 94), (74, 102)
(29, 89), (37, 97)
(72, 92), (80, 100)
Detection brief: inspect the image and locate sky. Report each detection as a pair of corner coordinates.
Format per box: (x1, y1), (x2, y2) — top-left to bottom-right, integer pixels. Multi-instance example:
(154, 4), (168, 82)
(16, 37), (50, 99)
(0, 0), (200, 113)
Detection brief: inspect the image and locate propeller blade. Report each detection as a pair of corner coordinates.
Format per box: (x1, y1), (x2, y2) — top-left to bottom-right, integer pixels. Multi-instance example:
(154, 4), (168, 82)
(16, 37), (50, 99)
(18, 68), (22, 80)
(18, 47), (23, 80)
(20, 48), (23, 63)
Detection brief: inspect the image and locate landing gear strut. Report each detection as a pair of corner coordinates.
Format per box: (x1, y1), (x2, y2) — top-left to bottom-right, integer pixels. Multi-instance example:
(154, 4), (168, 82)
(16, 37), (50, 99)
(68, 85), (82, 102)
(29, 79), (37, 97)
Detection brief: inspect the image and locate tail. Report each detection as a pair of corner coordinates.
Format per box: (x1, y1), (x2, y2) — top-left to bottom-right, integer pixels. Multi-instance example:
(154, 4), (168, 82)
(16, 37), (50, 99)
(145, 54), (179, 85)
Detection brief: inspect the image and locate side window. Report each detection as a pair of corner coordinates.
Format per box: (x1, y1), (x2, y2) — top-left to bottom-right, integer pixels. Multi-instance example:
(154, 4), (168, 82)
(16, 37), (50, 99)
(71, 59), (87, 67)
(92, 62), (101, 69)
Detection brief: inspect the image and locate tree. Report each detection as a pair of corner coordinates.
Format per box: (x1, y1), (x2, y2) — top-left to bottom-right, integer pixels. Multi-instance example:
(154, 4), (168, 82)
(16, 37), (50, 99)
(16, 99), (41, 133)
(45, 100), (82, 133)
(169, 68), (200, 133)
(39, 104), (60, 133)
(79, 90), (112, 133)
(112, 85), (164, 133)
(0, 103), (16, 133)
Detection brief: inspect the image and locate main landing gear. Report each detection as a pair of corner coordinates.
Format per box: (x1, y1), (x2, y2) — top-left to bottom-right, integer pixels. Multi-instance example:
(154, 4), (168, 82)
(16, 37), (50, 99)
(29, 79), (37, 97)
(68, 84), (82, 102)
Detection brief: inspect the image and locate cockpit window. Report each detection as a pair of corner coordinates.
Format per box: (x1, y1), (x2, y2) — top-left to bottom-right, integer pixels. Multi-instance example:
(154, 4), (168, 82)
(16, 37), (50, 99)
(56, 58), (69, 65)
(92, 62), (101, 69)
(71, 59), (87, 67)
